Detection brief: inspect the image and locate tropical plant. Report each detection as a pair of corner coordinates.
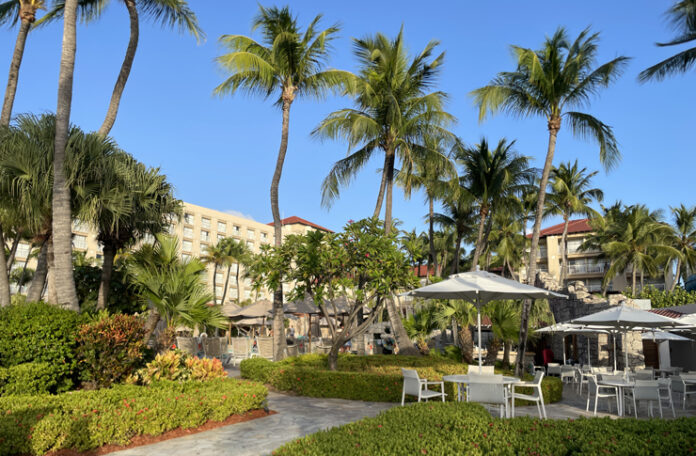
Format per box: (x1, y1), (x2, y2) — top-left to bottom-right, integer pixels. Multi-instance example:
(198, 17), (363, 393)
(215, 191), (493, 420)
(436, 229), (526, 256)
(471, 27), (628, 374)
(433, 188), (475, 274)
(488, 209), (528, 280)
(544, 160), (603, 282)
(315, 27), (454, 234)
(214, 5), (352, 360)
(640, 0), (696, 81)
(39, 0), (203, 136)
(432, 229), (454, 277)
(403, 305), (438, 354)
(434, 300), (476, 363)
(484, 300), (520, 366)
(399, 229), (427, 268)
(454, 138), (533, 270)
(668, 204), (696, 290)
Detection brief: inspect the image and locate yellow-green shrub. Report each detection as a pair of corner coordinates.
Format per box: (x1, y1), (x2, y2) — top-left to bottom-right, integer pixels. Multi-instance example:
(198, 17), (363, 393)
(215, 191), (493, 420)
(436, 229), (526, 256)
(127, 350), (227, 385)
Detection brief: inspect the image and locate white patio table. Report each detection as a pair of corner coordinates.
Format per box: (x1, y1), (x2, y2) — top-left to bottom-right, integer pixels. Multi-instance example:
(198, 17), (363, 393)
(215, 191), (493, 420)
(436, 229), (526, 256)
(598, 379), (635, 416)
(443, 374), (521, 417)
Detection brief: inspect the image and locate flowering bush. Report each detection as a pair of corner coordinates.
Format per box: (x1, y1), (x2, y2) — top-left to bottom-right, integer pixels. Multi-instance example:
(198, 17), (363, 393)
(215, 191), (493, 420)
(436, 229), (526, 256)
(76, 313), (147, 387)
(127, 350), (227, 385)
(275, 401), (696, 455)
(0, 379), (267, 455)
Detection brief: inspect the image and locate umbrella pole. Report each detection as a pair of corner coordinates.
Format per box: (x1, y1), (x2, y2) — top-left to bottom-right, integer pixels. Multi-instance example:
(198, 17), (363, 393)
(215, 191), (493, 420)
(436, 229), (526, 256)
(587, 335), (591, 368)
(613, 333), (617, 372)
(563, 336), (567, 365)
(477, 296), (482, 374)
(308, 314), (312, 354)
(624, 331), (629, 371)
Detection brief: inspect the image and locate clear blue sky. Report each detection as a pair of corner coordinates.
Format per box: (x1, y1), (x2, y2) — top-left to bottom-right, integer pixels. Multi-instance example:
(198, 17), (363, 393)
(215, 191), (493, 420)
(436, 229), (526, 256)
(1, 1), (693, 237)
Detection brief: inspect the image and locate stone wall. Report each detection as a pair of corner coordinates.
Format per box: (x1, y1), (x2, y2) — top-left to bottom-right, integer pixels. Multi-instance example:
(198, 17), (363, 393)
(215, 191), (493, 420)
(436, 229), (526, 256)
(536, 272), (645, 369)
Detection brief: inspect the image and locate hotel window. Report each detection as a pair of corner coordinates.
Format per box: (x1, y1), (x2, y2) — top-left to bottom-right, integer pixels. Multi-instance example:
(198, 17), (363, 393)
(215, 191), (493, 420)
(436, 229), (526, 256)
(201, 217), (211, 229)
(182, 240), (193, 252)
(217, 221), (226, 233)
(230, 289), (238, 299)
(231, 263), (238, 274)
(247, 230), (255, 240)
(72, 220), (90, 233)
(244, 278), (252, 287)
(260, 232), (268, 242)
(200, 230), (210, 242)
(215, 287), (223, 301)
(183, 227), (193, 239)
(215, 273), (224, 284)
(72, 235), (87, 250)
(16, 243), (30, 259)
(244, 290), (251, 299)
(184, 213), (194, 225)
(217, 234), (225, 242)
(182, 253), (191, 261)
(232, 225), (240, 236)
(246, 240), (254, 250)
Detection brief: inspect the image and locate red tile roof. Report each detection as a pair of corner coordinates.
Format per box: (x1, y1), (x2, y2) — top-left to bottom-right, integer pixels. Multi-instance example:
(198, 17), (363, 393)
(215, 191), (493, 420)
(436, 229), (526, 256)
(649, 308), (683, 319)
(527, 218), (593, 239)
(267, 216), (333, 233)
(412, 265), (436, 277)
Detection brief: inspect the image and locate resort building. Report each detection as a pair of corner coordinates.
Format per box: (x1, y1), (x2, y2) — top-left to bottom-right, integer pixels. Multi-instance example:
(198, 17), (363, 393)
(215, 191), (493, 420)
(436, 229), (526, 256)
(9, 202), (331, 303)
(520, 219), (672, 293)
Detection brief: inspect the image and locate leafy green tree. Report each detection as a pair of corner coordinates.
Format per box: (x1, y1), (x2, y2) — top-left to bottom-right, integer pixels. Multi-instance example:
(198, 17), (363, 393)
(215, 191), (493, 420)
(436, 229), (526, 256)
(471, 27), (628, 375)
(484, 300), (520, 366)
(434, 299), (476, 363)
(433, 186), (475, 274)
(40, 0), (203, 136)
(315, 27), (454, 234)
(640, 0), (696, 81)
(403, 305), (438, 354)
(544, 160), (603, 282)
(432, 228), (455, 277)
(488, 209), (528, 280)
(214, 5), (351, 360)
(668, 205), (696, 290)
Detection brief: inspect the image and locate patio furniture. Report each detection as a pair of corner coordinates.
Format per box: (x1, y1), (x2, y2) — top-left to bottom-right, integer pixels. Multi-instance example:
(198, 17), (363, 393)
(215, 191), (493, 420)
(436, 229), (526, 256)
(229, 337), (251, 366)
(467, 374), (508, 418)
(468, 365), (494, 375)
(588, 374), (620, 416)
(672, 375), (696, 409)
(203, 337), (224, 360)
(547, 363), (561, 377)
(635, 368), (655, 380)
(657, 377), (676, 417)
(578, 371), (591, 395)
(176, 337), (197, 356)
(285, 344), (298, 357)
(631, 380), (662, 418)
(256, 337), (274, 360)
(560, 365), (575, 384)
(511, 371), (546, 419)
(401, 368), (446, 405)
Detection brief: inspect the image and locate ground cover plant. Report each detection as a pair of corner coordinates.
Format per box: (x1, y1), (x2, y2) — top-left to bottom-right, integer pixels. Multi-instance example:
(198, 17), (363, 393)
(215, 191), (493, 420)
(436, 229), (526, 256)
(241, 354), (562, 404)
(0, 378), (267, 455)
(274, 401), (696, 455)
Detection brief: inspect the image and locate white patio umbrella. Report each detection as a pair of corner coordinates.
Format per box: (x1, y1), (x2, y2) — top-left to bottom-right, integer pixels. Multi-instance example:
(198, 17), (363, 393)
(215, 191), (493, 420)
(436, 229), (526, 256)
(642, 330), (692, 342)
(404, 270), (567, 373)
(536, 323), (609, 367)
(571, 304), (685, 370)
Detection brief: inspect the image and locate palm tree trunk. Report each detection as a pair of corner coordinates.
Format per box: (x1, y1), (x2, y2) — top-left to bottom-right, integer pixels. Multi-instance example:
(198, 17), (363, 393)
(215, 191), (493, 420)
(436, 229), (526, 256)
(6, 235), (19, 270)
(1, 15), (32, 126)
(632, 264), (637, 296)
(221, 264), (232, 304)
(428, 196), (436, 281)
(96, 242), (116, 310)
(211, 263), (218, 303)
(671, 257), (682, 292)
(235, 264), (241, 304)
(385, 295), (418, 355)
(459, 326), (474, 364)
(503, 340), (511, 366)
(559, 214), (570, 283)
(17, 242), (33, 295)
(27, 240), (48, 302)
(0, 224), (11, 306)
(383, 148), (396, 234)
(471, 206), (488, 270)
(373, 154), (389, 219)
(98, 0), (138, 136)
(270, 92), (293, 360)
(640, 269), (644, 291)
(516, 117), (560, 376)
(52, 0), (80, 311)
(142, 307), (160, 345)
(451, 235), (462, 274)
(47, 241), (58, 305)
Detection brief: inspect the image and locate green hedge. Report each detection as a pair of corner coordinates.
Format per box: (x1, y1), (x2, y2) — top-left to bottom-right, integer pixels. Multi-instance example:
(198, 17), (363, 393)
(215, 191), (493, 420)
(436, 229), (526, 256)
(240, 354), (562, 404)
(0, 362), (57, 396)
(275, 401), (696, 455)
(0, 378), (267, 455)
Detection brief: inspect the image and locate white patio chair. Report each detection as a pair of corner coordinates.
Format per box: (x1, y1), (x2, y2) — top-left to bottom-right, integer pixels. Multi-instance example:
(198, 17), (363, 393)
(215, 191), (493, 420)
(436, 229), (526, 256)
(635, 369), (655, 381)
(468, 365), (494, 375)
(176, 337), (197, 356)
(672, 375), (696, 409)
(657, 377), (676, 418)
(586, 374), (619, 416)
(578, 371), (591, 395)
(547, 363), (561, 377)
(400, 368), (446, 405)
(631, 380), (662, 418)
(511, 371), (546, 419)
(467, 374), (508, 418)
(560, 365), (575, 384)
(257, 337), (274, 361)
(230, 337), (251, 366)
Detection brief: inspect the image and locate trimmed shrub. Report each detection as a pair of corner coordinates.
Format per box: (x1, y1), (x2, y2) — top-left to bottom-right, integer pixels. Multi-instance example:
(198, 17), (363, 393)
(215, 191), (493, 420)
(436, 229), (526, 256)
(240, 355), (563, 404)
(0, 362), (57, 395)
(76, 313), (148, 387)
(127, 350), (228, 385)
(275, 401), (696, 455)
(0, 378), (267, 455)
(0, 301), (83, 392)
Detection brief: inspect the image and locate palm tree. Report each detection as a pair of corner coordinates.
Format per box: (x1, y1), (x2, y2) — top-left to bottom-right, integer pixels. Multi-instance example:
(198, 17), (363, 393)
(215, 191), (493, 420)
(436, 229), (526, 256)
(488, 209), (528, 280)
(51, 0), (80, 310)
(433, 189), (475, 274)
(214, 5), (351, 360)
(471, 27), (628, 374)
(201, 242), (226, 304)
(454, 138), (533, 270)
(544, 160), (603, 283)
(484, 300), (520, 366)
(403, 305), (438, 354)
(435, 300), (476, 363)
(432, 229), (454, 277)
(0, 0), (45, 126)
(40, 0), (203, 136)
(668, 205), (696, 290)
(315, 27), (455, 234)
(640, 0), (696, 81)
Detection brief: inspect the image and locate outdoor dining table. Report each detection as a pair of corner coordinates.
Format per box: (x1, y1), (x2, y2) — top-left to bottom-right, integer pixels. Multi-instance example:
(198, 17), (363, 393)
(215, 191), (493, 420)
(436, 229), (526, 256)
(442, 374), (521, 417)
(598, 379), (634, 417)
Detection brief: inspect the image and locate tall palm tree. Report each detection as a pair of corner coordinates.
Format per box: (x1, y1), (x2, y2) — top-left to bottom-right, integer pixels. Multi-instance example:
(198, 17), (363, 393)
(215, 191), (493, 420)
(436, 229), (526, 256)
(435, 299), (476, 363)
(544, 160), (603, 283)
(471, 27), (628, 374)
(51, 0), (80, 310)
(454, 138), (533, 270)
(484, 300), (520, 366)
(433, 189), (475, 274)
(214, 5), (351, 360)
(315, 27), (455, 234)
(201, 242), (226, 304)
(639, 0), (696, 81)
(488, 209), (527, 280)
(223, 238), (250, 305)
(668, 204), (696, 290)
(432, 229), (454, 277)
(40, 0), (203, 136)
(0, 0), (45, 126)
